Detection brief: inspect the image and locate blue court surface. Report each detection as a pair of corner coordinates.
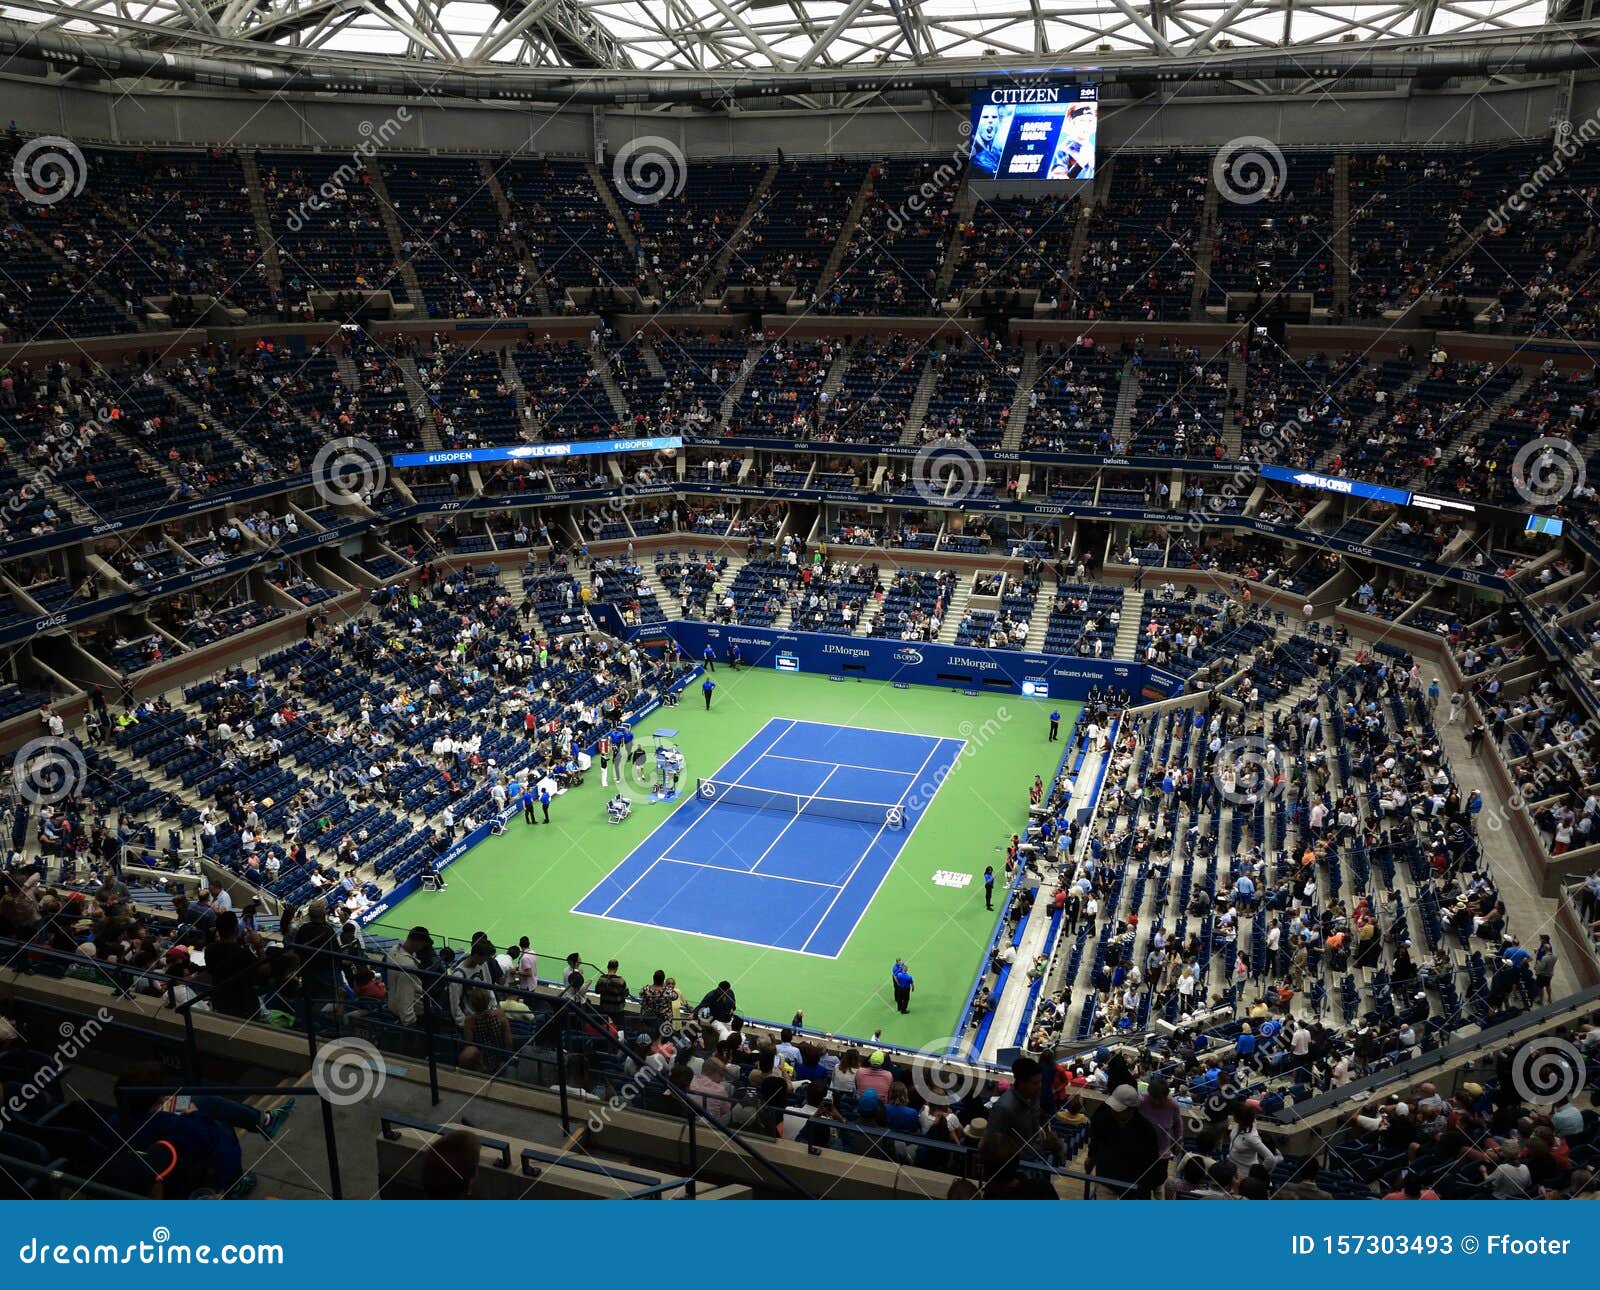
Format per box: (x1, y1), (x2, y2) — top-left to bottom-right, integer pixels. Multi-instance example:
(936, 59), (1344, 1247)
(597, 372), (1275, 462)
(573, 718), (965, 957)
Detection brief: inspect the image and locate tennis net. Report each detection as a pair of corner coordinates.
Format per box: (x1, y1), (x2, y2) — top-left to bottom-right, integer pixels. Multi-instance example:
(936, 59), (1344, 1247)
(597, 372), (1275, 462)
(696, 777), (907, 829)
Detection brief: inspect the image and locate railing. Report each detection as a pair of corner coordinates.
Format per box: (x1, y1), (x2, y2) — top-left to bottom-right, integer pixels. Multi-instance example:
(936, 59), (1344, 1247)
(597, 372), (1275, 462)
(360, 924), (606, 991)
(117, 1082), (342, 1198)
(1266, 983), (1600, 1130)
(0, 977), (344, 1198)
(0, 1151), (150, 1200)
(0, 932), (813, 1199)
(378, 1112), (697, 1197)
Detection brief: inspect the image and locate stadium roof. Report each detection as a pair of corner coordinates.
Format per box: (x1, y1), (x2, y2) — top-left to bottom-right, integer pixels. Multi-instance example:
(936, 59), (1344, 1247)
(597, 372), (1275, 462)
(0, 0), (1581, 69)
(0, 0), (1596, 100)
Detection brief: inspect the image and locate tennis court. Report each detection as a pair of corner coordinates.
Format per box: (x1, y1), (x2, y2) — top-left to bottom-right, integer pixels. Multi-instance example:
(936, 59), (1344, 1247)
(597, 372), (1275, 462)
(574, 718), (965, 956)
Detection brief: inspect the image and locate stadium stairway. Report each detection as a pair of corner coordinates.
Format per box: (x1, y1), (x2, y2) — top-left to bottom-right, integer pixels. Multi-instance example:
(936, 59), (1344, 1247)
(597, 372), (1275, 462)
(1064, 161), (1102, 270)
(936, 578), (973, 644)
(586, 160), (660, 301)
(1023, 603), (1051, 654)
(1189, 176), (1221, 320)
(819, 342), (852, 404)
(478, 158), (515, 228)
(999, 348), (1039, 451)
(15, 459), (91, 530)
(899, 356), (942, 445)
(980, 741), (1108, 1061)
(591, 337), (632, 421)
(361, 155), (427, 312)
(399, 355), (444, 451)
(499, 347), (535, 429)
(1224, 350), (1247, 457)
(932, 177), (978, 300)
(159, 376), (266, 462)
(239, 151), (287, 300)
(718, 335), (769, 426)
(705, 160), (779, 297)
(1115, 589), (1144, 660)
(5, 214), (135, 328)
(635, 562), (677, 618)
(1110, 361), (1141, 447)
(1422, 369), (1536, 486)
(1331, 154), (1352, 317)
(477, 159), (550, 315)
(812, 166), (877, 301)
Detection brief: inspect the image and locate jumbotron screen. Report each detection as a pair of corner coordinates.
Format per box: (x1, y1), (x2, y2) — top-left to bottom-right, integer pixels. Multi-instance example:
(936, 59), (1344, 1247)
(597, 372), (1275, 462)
(968, 82), (1099, 181)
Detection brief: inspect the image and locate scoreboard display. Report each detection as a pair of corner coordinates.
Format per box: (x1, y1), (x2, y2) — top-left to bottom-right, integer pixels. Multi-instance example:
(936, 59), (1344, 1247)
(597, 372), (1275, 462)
(968, 82), (1099, 182)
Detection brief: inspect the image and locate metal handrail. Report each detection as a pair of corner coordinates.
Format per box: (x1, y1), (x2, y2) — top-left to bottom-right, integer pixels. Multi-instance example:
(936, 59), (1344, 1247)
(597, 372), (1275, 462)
(0, 931), (812, 1197)
(115, 1082), (342, 1197)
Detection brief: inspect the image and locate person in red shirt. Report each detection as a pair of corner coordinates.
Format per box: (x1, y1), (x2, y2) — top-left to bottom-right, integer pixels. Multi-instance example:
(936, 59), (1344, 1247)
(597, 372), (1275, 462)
(1382, 1172), (1439, 1199)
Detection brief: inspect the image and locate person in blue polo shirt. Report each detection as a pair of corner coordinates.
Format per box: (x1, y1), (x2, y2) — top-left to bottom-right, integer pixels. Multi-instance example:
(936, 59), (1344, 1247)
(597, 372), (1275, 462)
(521, 786), (538, 826)
(702, 677), (716, 710)
(701, 643), (715, 672)
(539, 786), (551, 824)
(1048, 709), (1060, 741)
(891, 957), (914, 1013)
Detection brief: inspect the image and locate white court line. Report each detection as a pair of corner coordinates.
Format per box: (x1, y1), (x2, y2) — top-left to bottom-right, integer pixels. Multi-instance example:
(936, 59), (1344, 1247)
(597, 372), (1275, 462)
(784, 717), (947, 741)
(775, 719), (946, 775)
(762, 753), (919, 776)
(580, 909), (842, 960)
(582, 717), (797, 919)
(595, 856), (663, 919)
(658, 856), (841, 889)
(799, 735), (957, 956)
(577, 720), (960, 953)
(748, 763), (839, 875)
